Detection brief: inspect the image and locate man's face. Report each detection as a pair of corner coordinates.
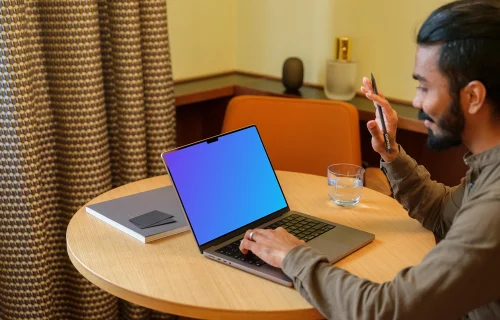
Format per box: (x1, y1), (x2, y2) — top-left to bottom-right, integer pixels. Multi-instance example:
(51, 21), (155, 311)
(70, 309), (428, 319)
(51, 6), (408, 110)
(412, 45), (465, 151)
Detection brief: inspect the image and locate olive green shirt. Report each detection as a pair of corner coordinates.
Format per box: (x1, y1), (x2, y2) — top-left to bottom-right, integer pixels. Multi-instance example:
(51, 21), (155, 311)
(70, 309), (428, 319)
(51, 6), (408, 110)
(282, 146), (500, 319)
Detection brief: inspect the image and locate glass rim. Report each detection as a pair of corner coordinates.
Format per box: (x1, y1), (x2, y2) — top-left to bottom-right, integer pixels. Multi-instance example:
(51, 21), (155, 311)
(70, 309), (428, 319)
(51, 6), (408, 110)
(327, 163), (365, 175)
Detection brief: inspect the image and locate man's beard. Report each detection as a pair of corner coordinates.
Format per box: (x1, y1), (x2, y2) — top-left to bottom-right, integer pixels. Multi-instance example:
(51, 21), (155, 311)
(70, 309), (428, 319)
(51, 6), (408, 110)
(418, 98), (465, 151)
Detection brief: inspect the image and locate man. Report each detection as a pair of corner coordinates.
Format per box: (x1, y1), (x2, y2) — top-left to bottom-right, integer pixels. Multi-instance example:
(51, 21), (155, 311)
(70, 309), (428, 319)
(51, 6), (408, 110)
(239, 1), (500, 319)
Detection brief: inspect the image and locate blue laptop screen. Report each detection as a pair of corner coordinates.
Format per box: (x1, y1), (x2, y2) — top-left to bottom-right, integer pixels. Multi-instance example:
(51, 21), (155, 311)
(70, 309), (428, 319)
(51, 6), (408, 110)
(163, 126), (288, 246)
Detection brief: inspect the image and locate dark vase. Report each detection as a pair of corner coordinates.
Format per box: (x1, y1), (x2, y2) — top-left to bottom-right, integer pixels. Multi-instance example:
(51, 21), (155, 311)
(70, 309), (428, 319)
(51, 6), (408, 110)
(282, 57), (304, 91)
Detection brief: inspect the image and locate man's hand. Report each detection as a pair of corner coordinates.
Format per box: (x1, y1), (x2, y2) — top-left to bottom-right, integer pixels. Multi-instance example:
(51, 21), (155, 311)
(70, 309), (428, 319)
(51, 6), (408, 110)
(361, 77), (400, 162)
(239, 227), (305, 268)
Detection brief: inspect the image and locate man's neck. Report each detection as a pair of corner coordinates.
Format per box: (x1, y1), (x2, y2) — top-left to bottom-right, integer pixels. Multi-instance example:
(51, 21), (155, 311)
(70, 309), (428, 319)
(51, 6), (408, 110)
(463, 122), (500, 154)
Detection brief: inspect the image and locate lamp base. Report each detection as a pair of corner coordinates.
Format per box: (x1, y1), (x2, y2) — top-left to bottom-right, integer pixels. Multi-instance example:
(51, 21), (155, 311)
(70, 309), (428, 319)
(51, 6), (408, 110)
(324, 59), (357, 101)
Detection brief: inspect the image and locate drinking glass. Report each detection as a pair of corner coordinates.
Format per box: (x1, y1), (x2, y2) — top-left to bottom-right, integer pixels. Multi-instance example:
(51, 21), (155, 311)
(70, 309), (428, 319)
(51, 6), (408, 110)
(327, 164), (365, 207)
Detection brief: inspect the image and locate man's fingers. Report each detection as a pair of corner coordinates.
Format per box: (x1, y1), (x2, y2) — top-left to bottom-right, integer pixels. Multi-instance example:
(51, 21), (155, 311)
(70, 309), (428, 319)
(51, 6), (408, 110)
(239, 238), (257, 255)
(249, 229), (275, 243)
(274, 226), (288, 234)
(367, 120), (382, 136)
(366, 93), (397, 125)
(366, 92), (388, 107)
(240, 229), (274, 254)
(362, 77), (373, 91)
(243, 229), (253, 241)
(275, 227), (305, 244)
(240, 238), (270, 256)
(367, 121), (385, 149)
(275, 227), (296, 239)
(366, 93), (392, 112)
(241, 229), (255, 254)
(244, 228), (272, 242)
(252, 228), (275, 240)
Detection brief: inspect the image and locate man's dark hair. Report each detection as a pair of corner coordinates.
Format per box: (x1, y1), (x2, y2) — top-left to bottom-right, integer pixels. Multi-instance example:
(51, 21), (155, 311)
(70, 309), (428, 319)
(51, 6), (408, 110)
(417, 0), (500, 115)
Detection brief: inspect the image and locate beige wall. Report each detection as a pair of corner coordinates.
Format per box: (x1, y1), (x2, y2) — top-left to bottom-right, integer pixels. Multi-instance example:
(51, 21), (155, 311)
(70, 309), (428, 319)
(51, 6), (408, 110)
(167, 0), (451, 101)
(166, 0), (237, 80)
(236, 0), (334, 91)
(331, 0), (451, 101)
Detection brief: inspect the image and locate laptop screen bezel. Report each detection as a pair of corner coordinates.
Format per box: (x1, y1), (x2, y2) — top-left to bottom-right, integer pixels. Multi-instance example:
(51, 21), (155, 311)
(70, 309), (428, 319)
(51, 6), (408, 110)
(161, 125), (290, 252)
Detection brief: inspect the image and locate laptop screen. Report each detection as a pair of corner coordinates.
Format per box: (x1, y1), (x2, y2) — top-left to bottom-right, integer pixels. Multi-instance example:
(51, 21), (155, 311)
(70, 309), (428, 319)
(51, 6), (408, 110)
(162, 126), (288, 246)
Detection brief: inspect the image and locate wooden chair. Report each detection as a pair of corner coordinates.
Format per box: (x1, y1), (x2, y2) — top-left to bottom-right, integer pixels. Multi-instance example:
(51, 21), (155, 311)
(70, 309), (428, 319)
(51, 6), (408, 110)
(221, 95), (391, 196)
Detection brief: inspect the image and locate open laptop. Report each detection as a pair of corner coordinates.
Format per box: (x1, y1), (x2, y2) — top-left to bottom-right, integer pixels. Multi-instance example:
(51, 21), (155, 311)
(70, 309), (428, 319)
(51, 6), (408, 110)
(161, 125), (374, 286)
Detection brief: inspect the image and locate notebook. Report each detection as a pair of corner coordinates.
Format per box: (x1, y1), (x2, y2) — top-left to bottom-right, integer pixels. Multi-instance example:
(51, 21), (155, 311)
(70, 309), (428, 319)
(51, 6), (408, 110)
(86, 186), (189, 243)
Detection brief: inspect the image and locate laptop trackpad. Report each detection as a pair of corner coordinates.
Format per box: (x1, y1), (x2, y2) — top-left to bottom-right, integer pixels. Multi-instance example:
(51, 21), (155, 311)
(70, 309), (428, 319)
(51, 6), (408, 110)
(308, 224), (374, 263)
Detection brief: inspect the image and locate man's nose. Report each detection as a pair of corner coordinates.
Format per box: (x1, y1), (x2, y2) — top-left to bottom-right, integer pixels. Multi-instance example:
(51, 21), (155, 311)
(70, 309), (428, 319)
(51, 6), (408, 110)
(413, 96), (422, 110)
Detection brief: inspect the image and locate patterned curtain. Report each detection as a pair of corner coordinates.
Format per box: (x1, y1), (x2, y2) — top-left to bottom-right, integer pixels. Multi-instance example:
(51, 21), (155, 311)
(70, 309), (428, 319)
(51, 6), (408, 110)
(1, 0), (176, 319)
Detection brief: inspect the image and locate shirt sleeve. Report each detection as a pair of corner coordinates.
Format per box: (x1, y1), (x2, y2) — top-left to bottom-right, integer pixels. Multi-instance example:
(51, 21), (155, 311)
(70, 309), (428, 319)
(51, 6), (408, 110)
(282, 189), (500, 320)
(380, 146), (465, 239)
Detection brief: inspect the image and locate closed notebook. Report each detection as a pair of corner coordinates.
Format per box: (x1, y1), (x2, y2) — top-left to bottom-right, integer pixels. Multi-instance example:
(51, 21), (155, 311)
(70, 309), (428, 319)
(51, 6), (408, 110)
(86, 186), (189, 243)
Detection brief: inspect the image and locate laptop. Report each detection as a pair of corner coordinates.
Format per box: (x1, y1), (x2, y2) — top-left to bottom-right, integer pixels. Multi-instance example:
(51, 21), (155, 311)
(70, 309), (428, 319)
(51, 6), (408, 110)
(161, 125), (374, 286)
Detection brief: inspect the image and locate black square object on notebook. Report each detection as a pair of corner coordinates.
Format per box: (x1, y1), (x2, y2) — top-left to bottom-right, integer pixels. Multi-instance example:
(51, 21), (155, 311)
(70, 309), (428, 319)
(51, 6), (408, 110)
(129, 210), (174, 229)
(146, 217), (176, 228)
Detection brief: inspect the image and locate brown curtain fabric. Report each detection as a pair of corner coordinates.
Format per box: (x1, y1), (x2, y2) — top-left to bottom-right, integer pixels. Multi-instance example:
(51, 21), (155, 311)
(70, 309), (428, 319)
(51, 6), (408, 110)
(1, 0), (176, 319)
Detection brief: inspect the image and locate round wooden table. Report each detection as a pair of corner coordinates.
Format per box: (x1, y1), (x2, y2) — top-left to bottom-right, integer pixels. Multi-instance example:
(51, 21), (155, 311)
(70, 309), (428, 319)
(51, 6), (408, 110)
(67, 171), (434, 320)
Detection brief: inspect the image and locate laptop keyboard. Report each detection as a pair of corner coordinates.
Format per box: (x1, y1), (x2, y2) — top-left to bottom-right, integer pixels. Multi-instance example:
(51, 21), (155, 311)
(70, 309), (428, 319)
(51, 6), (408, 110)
(215, 214), (335, 267)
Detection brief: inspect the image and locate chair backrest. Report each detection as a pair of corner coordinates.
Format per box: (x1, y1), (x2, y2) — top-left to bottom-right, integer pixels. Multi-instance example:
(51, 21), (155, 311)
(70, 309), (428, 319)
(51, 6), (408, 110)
(221, 95), (362, 177)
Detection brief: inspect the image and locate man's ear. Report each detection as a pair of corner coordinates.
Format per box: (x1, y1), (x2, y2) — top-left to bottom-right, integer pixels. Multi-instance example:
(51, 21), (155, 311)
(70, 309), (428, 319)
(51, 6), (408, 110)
(462, 80), (487, 115)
